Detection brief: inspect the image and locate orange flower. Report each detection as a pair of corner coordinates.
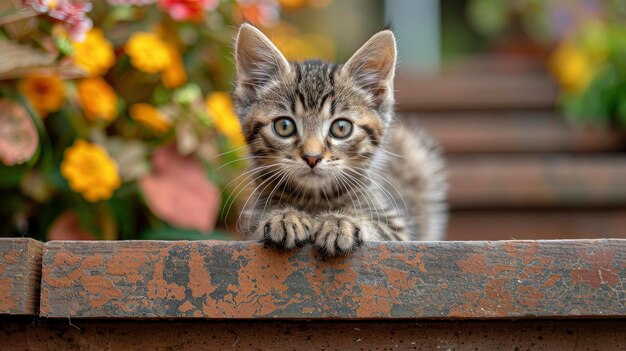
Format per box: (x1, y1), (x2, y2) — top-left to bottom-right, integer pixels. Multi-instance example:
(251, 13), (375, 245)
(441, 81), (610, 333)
(19, 74), (65, 117)
(279, 0), (307, 10)
(77, 78), (118, 121)
(235, 0), (279, 27)
(162, 43), (187, 88)
(129, 103), (172, 134)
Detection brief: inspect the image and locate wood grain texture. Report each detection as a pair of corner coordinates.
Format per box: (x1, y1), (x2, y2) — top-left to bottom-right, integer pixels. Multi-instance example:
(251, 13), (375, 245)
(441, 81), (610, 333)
(2, 319), (625, 351)
(0, 238), (42, 315)
(40, 240), (626, 319)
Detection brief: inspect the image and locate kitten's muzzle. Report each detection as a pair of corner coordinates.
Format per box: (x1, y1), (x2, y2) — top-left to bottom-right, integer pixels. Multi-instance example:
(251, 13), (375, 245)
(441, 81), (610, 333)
(303, 154), (322, 168)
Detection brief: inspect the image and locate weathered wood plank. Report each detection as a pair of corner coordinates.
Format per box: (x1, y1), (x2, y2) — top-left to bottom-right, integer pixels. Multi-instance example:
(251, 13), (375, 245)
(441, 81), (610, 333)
(2, 319), (625, 350)
(447, 209), (626, 241)
(404, 112), (625, 154)
(40, 240), (626, 319)
(448, 156), (626, 209)
(0, 238), (42, 315)
(395, 72), (557, 111)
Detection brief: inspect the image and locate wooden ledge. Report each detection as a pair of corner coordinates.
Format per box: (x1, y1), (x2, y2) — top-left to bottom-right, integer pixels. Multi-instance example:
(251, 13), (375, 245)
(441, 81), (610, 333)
(0, 238), (42, 315)
(40, 240), (625, 319)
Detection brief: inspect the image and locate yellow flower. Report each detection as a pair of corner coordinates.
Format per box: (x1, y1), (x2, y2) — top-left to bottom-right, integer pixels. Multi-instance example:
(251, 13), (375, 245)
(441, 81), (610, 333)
(73, 28), (116, 77)
(19, 74), (65, 117)
(205, 92), (245, 147)
(77, 78), (118, 121)
(162, 43), (187, 89)
(549, 42), (593, 93)
(129, 103), (172, 134)
(61, 140), (121, 202)
(125, 32), (171, 73)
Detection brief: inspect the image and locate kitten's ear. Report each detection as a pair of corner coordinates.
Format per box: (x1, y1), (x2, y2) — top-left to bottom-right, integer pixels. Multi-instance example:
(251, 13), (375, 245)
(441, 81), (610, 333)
(235, 23), (290, 96)
(341, 30), (397, 107)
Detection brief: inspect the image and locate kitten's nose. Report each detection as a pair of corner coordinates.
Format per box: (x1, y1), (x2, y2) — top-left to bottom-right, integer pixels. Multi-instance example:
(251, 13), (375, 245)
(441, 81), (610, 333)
(303, 154), (322, 168)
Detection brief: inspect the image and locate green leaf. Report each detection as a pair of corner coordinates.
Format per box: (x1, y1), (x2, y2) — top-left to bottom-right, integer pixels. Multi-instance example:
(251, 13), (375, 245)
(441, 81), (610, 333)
(0, 163), (27, 187)
(140, 227), (234, 241)
(467, 0), (507, 38)
(107, 193), (138, 240)
(54, 37), (74, 57)
(74, 197), (101, 238)
(617, 88), (626, 125)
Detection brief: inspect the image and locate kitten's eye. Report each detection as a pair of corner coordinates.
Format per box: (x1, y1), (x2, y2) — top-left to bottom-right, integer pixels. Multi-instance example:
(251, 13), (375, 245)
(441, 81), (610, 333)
(272, 117), (296, 138)
(329, 119), (353, 139)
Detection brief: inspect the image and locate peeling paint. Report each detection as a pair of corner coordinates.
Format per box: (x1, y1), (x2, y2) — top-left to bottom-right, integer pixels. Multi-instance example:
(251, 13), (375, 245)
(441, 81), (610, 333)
(38, 240), (626, 319)
(457, 254), (491, 274)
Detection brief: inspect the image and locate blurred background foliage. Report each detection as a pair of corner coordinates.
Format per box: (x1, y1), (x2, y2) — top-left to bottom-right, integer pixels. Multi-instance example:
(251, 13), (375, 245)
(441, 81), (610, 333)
(1, 0), (625, 241)
(0, 0), (335, 241)
(464, 0), (626, 127)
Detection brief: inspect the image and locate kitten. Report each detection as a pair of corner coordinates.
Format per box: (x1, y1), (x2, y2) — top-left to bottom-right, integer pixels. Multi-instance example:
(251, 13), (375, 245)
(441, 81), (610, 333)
(233, 23), (447, 256)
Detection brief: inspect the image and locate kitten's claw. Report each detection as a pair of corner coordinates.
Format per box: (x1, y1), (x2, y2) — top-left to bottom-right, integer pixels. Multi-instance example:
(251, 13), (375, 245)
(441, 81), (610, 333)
(313, 213), (363, 256)
(260, 209), (312, 250)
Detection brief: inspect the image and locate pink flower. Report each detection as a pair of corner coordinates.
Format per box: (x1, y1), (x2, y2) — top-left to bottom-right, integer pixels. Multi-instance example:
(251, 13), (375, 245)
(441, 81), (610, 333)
(23, 0), (50, 12)
(158, 0), (218, 22)
(23, 0), (93, 41)
(107, 0), (157, 5)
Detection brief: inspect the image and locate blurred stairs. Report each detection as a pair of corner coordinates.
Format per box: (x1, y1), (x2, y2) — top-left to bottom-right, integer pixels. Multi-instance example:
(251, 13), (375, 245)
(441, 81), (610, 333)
(396, 56), (626, 240)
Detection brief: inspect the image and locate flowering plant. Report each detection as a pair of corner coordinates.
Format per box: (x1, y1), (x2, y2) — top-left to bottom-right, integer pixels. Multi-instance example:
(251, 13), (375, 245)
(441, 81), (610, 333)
(0, 0), (328, 240)
(467, 0), (626, 128)
(549, 20), (626, 127)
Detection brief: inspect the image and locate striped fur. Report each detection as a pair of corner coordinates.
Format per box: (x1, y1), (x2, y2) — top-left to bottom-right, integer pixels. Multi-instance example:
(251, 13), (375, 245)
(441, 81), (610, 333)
(232, 24), (446, 255)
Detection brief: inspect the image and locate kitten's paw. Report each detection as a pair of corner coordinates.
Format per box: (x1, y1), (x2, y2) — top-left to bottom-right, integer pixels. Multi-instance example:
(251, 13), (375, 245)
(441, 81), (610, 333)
(313, 213), (364, 256)
(261, 209), (313, 250)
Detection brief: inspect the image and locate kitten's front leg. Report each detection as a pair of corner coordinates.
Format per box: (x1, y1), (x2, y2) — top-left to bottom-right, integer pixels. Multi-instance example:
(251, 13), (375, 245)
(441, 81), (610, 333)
(259, 208), (313, 250)
(313, 212), (375, 256)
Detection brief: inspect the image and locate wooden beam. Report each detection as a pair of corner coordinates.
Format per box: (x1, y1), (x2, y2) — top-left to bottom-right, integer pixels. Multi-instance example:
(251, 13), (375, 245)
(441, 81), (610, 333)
(40, 240), (625, 319)
(2, 319), (625, 350)
(404, 112), (625, 154)
(447, 209), (626, 241)
(395, 73), (558, 112)
(0, 238), (42, 315)
(448, 156), (626, 209)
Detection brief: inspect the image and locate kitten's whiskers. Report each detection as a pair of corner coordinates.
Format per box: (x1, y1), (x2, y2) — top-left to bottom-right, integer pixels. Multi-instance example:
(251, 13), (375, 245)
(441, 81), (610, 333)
(237, 168), (290, 234)
(223, 167), (280, 231)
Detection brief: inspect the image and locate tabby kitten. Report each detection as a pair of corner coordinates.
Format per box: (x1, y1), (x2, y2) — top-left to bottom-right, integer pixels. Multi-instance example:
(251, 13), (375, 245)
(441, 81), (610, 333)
(233, 23), (447, 256)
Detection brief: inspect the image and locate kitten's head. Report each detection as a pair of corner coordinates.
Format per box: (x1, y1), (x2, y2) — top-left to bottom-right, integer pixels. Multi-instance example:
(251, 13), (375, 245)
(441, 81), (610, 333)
(233, 23), (396, 192)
